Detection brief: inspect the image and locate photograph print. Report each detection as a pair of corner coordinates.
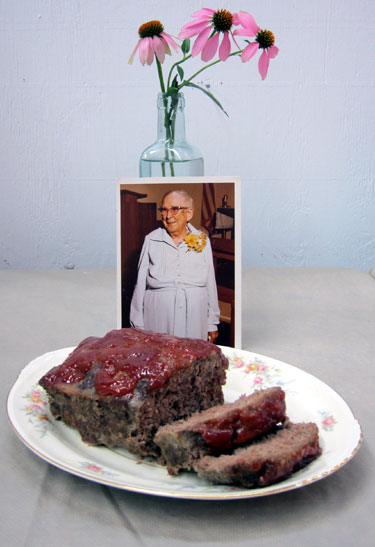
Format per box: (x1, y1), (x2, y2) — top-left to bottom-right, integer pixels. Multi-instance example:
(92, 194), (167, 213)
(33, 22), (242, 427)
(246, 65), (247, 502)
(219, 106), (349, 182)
(117, 177), (241, 348)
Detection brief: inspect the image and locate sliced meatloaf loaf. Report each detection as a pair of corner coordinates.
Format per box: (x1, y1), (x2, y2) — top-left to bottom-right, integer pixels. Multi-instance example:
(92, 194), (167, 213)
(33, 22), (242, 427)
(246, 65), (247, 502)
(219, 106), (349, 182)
(193, 421), (321, 487)
(39, 328), (228, 458)
(154, 387), (286, 475)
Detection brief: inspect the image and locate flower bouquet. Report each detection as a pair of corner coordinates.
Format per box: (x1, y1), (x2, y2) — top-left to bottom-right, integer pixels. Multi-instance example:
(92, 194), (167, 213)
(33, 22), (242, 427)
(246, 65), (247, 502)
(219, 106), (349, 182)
(129, 8), (278, 176)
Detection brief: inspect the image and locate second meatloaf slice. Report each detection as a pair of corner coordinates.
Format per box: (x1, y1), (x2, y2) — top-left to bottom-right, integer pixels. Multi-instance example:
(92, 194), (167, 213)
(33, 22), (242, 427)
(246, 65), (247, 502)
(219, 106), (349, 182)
(154, 387), (286, 475)
(193, 421), (321, 487)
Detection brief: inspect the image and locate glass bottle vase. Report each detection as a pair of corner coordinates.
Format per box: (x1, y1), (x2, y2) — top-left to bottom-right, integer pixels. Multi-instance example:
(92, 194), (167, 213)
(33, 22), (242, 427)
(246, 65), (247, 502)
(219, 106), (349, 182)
(139, 92), (204, 177)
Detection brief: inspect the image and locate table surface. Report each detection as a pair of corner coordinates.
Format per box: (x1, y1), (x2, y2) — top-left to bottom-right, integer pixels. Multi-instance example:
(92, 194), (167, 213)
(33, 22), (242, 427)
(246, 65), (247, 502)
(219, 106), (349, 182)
(2, 267), (374, 547)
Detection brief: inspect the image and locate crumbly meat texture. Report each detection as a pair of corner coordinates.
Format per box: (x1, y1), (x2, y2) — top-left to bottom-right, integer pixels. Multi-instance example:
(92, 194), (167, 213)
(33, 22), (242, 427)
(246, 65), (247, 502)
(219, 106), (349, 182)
(154, 387), (286, 475)
(39, 329), (228, 458)
(193, 422), (321, 488)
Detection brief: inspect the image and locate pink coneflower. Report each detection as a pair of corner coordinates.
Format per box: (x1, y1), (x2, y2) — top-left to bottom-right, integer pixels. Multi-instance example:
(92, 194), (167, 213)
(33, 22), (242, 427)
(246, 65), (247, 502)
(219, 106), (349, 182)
(179, 8), (237, 62)
(233, 11), (279, 79)
(129, 20), (179, 66)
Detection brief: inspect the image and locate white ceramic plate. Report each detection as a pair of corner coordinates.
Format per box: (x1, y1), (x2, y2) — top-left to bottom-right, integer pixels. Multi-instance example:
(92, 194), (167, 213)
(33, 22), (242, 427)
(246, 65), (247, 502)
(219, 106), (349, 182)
(7, 347), (362, 500)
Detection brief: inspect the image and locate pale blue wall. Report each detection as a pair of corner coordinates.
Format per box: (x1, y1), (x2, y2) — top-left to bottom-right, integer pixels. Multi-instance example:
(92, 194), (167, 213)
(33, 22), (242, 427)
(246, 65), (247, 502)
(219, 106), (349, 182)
(1, 1), (374, 270)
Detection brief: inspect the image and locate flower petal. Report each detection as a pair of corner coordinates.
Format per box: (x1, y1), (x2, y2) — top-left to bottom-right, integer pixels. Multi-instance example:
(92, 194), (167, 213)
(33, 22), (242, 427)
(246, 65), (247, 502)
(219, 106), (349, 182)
(191, 26), (211, 57)
(233, 28), (257, 37)
(268, 44), (279, 59)
(219, 32), (231, 62)
(179, 20), (211, 39)
(138, 37), (150, 66)
(191, 8), (215, 19)
(161, 32), (179, 52)
(258, 50), (270, 80)
(153, 36), (165, 64)
(146, 37), (154, 65)
(230, 29), (241, 50)
(160, 36), (171, 56)
(241, 41), (259, 62)
(234, 11), (260, 35)
(201, 32), (220, 62)
(128, 39), (141, 64)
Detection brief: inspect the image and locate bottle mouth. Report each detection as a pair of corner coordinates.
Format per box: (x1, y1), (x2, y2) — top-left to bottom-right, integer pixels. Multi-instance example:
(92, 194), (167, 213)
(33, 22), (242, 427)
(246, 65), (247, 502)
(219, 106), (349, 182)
(157, 92), (185, 109)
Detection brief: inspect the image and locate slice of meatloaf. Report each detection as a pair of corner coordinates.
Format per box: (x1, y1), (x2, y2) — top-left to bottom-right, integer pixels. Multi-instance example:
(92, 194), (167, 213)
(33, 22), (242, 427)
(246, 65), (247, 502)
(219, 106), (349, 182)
(39, 328), (228, 458)
(193, 422), (321, 488)
(154, 387), (286, 475)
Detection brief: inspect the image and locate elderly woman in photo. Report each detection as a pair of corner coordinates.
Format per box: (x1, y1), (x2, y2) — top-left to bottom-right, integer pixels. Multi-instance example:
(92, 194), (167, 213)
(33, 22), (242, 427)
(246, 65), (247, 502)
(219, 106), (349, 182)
(130, 190), (220, 342)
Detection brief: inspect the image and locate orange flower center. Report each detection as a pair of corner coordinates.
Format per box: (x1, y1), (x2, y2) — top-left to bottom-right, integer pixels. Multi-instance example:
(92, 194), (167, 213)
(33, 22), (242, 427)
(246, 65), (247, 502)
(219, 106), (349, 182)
(212, 9), (233, 33)
(256, 29), (275, 49)
(138, 20), (164, 38)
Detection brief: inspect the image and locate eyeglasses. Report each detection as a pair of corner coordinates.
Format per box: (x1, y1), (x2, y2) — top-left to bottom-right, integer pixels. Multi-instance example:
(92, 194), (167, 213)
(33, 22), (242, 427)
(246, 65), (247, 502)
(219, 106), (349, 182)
(158, 206), (189, 217)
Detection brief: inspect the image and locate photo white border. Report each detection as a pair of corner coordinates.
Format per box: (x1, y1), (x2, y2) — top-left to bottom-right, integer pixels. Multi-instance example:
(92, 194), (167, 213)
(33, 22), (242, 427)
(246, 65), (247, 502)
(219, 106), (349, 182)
(116, 176), (241, 348)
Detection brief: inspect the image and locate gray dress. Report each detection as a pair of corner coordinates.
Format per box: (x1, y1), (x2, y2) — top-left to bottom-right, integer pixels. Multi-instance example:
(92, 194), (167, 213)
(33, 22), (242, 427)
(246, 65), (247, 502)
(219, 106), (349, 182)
(130, 224), (220, 340)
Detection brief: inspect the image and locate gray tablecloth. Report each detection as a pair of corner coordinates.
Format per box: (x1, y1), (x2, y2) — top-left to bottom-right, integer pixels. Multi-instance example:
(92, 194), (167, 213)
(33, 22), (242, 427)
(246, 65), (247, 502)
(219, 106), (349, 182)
(2, 268), (374, 547)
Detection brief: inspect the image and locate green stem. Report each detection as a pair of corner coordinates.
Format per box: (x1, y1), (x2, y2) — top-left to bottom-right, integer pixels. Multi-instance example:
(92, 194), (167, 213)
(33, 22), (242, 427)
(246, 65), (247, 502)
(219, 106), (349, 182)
(157, 48), (244, 176)
(156, 56), (166, 93)
(156, 55), (176, 176)
(179, 50), (242, 89)
(167, 54), (192, 89)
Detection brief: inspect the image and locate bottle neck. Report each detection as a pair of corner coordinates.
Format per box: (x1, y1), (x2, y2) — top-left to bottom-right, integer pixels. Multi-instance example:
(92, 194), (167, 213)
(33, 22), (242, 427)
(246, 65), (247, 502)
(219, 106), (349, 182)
(157, 93), (186, 143)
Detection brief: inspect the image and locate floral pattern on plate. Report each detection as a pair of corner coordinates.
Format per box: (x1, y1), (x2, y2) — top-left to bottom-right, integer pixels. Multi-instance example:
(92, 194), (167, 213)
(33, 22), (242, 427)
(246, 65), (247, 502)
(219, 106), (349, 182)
(319, 410), (338, 432)
(75, 461), (120, 478)
(228, 353), (288, 390)
(22, 385), (51, 437)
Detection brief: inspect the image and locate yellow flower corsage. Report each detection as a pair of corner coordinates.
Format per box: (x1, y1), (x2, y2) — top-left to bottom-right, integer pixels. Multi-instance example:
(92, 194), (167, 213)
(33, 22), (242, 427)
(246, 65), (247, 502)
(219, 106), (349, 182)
(184, 232), (207, 252)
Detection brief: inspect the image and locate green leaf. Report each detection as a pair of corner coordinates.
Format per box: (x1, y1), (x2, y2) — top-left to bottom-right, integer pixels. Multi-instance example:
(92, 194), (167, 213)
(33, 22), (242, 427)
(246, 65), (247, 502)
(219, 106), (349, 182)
(172, 75), (179, 88)
(181, 39), (190, 55)
(184, 82), (229, 116)
(166, 86), (179, 97)
(177, 65), (184, 81)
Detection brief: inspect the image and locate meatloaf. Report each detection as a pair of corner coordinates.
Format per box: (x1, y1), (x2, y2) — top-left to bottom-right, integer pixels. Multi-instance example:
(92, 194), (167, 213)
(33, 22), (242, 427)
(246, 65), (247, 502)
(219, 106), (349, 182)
(193, 421), (321, 487)
(155, 387), (286, 475)
(39, 328), (228, 458)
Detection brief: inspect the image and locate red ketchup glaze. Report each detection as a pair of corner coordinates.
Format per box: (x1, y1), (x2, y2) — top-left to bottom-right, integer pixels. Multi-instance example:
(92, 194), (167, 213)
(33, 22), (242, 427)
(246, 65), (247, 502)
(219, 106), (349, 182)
(41, 329), (223, 398)
(193, 394), (286, 452)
